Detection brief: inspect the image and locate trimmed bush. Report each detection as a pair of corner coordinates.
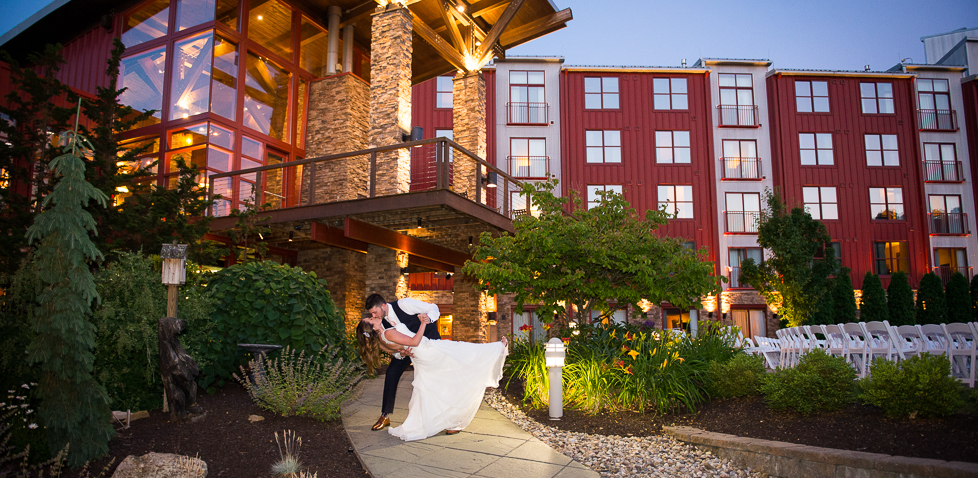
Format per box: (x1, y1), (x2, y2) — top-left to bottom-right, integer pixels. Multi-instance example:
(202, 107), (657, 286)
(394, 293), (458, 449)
(860, 354), (963, 418)
(916, 272), (947, 324)
(971, 275), (978, 321)
(859, 272), (889, 323)
(945, 272), (971, 323)
(761, 349), (856, 415)
(887, 271), (915, 326)
(703, 353), (766, 399)
(831, 269), (857, 324)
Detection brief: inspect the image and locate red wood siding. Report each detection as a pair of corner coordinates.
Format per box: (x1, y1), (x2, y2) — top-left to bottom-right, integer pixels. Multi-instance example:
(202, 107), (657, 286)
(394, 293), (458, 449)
(55, 24), (118, 96)
(766, 73), (929, 288)
(963, 78), (978, 229)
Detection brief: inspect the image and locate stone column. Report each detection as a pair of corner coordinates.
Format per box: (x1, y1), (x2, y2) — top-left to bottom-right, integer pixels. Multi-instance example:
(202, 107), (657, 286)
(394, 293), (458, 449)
(452, 269), (487, 343)
(303, 73), (370, 204)
(369, 6), (413, 196)
(296, 248), (367, 333)
(365, 245), (399, 302)
(452, 71), (486, 199)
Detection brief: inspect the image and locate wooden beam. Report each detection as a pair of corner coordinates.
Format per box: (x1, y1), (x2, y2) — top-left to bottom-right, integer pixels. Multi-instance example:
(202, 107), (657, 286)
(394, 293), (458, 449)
(408, 254), (456, 272)
(475, 0), (524, 61)
(310, 221), (369, 253)
(411, 12), (468, 72)
(345, 218), (471, 266)
(468, 0), (508, 18)
(340, 2), (378, 29)
(499, 8), (571, 49)
(437, 0), (466, 51)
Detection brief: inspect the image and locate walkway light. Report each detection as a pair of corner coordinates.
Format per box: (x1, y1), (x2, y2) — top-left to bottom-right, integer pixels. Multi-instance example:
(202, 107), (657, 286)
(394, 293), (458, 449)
(545, 337), (565, 420)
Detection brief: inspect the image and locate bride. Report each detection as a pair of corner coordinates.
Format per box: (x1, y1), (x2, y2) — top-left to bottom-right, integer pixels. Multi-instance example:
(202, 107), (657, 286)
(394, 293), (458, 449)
(357, 315), (508, 441)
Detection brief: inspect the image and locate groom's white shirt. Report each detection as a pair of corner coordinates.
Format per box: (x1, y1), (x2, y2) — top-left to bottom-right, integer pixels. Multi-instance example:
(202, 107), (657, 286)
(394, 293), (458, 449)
(385, 298), (440, 359)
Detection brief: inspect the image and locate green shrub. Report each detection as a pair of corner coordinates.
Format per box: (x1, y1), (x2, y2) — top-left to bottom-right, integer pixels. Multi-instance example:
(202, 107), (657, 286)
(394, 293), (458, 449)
(859, 272), (889, 323)
(200, 262), (349, 392)
(233, 346), (363, 421)
(860, 354), (963, 418)
(503, 338), (549, 408)
(831, 269), (857, 324)
(945, 272), (971, 323)
(971, 275), (978, 321)
(761, 349), (856, 414)
(887, 271), (916, 326)
(704, 354), (766, 399)
(916, 272), (947, 324)
(0, 262), (42, 393)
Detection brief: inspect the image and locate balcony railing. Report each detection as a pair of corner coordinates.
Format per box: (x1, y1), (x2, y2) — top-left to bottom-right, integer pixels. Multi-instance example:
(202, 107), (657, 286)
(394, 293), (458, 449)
(507, 102), (549, 125)
(727, 267), (751, 288)
(725, 211), (760, 233)
(720, 157), (762, 180)
(929, 212), (970, 235)
(717, 105), (759, 127)
(923, 160), (964, 182)
(507, 155), (549, 178)
(207, 138), (528, 220)
(918, 109), (957, 131)
(933, 266), (973, 285)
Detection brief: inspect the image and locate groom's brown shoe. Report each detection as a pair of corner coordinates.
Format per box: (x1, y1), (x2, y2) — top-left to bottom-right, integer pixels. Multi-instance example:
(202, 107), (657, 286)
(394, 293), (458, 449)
(371, 414), (390, 431)
(445, 429), (461, 435)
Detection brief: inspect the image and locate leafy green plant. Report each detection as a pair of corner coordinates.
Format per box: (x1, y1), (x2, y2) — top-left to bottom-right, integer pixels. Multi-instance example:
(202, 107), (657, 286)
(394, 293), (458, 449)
(887, 271), (916, 326)
(761, 349), (856, 415)
(233, 347), (362, 421)
(200, 261), (349, 391)
(945, 272), (971, 323)
(916, 272), (947, 325)
(860, 354), (963, 418)
(503, 338), (549, 408)
(703, 354), (766, 399)
(0, 263), (43, 394)
(859, 272), (888, 323)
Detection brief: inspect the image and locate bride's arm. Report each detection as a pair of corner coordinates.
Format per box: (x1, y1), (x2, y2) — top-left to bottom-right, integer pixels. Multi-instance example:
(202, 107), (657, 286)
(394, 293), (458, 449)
(383, 320), (427, 347)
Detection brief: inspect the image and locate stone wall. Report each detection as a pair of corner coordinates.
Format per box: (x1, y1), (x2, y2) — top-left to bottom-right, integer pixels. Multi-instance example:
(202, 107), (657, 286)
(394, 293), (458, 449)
(296, 247), (367, 332)
(365, 245), (399, 302)
(452, 72), (486, 199)
(369, 7), (412, 196)
(452, 270), (486, 343)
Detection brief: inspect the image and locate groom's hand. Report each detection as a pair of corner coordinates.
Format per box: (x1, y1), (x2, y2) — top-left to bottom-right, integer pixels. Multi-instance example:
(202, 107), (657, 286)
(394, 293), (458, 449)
(418, 313), (430, 324)
(399, 347), (415, 357)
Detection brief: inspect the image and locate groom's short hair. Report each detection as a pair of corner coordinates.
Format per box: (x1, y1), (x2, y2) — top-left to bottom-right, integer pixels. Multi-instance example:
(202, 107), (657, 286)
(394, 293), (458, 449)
(365, 293), (387, 310)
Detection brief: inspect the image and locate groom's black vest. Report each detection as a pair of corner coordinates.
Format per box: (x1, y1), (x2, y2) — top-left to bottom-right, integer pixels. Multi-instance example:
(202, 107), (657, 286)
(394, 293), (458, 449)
(384, 301), (442, 341)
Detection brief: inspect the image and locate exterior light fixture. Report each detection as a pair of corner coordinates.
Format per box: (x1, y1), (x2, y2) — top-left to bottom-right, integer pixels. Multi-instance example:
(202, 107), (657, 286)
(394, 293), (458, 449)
(288, 231), (293, 242)
(417, 217), (423, 228)
(456, 3), (465, 13)
(481, 171), (498, 188)
(400, 267), (410, 275)
(485, 293), (497, 312)
(401, 126), (423, 143)
(545, 338), (565, 420)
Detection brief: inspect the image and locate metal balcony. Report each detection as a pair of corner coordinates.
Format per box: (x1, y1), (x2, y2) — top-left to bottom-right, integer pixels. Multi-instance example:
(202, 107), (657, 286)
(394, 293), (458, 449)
(725, 211), (760, 233)
(506, 102), (549, 125)
(720, 157), (762, 180)
(923, 161), (964, 182)
(918, 109), (957, 131)
(932, 266), (973, 286)
(507, 155), (549, 178)
(929, 212), (970, 235)
(717, 105), (759, 127)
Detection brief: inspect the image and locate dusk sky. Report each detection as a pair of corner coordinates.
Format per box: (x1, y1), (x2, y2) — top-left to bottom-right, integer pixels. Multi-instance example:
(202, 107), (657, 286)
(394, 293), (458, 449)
(1, 0), (976, 71)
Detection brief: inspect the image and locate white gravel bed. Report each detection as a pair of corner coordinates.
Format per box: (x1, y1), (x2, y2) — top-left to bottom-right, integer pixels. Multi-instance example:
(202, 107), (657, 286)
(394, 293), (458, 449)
(483, 389), (767, 478)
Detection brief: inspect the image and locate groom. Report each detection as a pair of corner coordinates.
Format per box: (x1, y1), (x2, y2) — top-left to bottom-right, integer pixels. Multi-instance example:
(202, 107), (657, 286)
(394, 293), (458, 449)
(364, 293), (443, 432)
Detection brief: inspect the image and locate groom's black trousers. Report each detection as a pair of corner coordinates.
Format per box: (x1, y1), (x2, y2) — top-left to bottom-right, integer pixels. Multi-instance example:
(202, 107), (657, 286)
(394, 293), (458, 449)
(382, 356), (412, 414)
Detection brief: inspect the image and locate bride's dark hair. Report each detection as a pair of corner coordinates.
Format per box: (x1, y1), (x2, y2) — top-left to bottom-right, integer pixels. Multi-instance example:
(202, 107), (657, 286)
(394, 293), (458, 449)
(356, 319), (381, 375)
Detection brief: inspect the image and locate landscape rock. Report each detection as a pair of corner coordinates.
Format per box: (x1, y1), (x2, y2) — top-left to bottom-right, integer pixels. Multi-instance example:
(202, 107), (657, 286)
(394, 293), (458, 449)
(111, 452), (207, 478)
(248, 415), (264, 422)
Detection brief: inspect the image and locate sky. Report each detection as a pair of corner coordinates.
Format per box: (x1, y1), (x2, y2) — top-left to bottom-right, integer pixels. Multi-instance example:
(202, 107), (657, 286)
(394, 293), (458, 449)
(0, 0), (976, 71)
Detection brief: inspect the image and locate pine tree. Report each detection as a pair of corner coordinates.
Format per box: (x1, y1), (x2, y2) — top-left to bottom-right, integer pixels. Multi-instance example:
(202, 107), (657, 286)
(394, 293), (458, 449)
(945, 272), (971, 323)
(25, 113), (114, 467)
(886, 271), (915, 326)
(808, 277), (835, 325)
(859, 272), (889, 323)
(831, 268), (857, 324)
(971, 274), (978, 321)
(916, 272), (947, 325)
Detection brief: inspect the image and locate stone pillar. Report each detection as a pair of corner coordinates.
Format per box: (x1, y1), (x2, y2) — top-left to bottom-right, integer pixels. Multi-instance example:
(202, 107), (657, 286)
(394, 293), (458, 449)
(452, 71), (486, 199)
(369, 6), (413, 196)
(452, 269), (487, 343)
(296, 247), (367, 333)
(303, 73), (370, 204)
(365, 245), (399, 302)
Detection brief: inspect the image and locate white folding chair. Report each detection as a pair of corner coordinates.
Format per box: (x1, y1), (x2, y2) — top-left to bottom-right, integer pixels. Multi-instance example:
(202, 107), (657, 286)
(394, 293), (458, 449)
(803, 325), (826, 350)
(861, 321), (896, 366)
(775, 328), (791, 368)
(780, 328), (802, 368)
(917, 324), (950, 356)
(842, 323), (870, 378)
(942, 323), (977, 388)
(887, 323), (922, 361)
(821, 324), (848, 359)
(754, 335), (782, 369)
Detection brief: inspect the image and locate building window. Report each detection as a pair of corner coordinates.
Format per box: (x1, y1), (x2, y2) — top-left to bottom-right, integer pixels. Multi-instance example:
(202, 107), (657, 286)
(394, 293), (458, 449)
(864, 134), (899, 167)
(730, 309), (766, 339)
(120, 45), (167, 129)
(586, 185), (622, 209)
(176, 0), (239, 32)
(721, 139), (759, 179)
(815, 241), (842, 262)
(436, 76), (453, 108)
(929, 194), (967, 234)
(795, 80), (829, 113)
(170, 32), (214, 120)
(860, 82), (894, 114)
(243, 51), (291, 142)
(436, 129), (453, 162)
(917, 78), (954, 130)
(247, 0), (294, 62)
(653, 78), (687, 110)
(718, 73), (756, 126)
(585, 130), (621, 163)
(725, 192), (761, 233)
(584, 77), (619, 109)
(728, 248), (762, 288)
(803, 186), (839, 220)
(509, 70), (546, 124)
(869, 187), (904, 220)
(655, 131), (691, 164)
(923, 143), (960, 182)
(122, 0), (170, 48)
(509, 138), (546, 178)
(933, 248), (968, 284)
(799, 133), (833, 166)
(663, 308), (691, 331)
(874, 241), (909, 275)
(658, 185), (693, 219)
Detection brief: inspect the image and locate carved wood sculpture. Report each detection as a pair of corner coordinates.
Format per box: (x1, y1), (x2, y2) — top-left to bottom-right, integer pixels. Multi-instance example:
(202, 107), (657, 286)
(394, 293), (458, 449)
(159, 317), (203, 422)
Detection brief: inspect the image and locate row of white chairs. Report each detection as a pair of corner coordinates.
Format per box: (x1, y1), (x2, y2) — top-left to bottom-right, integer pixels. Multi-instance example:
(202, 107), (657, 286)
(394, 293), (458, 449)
(761, 322), (977, 387)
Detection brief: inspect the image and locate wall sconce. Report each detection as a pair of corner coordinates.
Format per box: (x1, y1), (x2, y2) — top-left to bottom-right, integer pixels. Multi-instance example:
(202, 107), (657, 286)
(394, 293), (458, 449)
(485, 293), (497, 312)
(417, 217), (423, 228)
(400, 267), (410, 275)
(487, 312), (497, 325)
(401, 126), (423, 144)
(481, 172), (498, 188)
(445, 273), (453, 280)
(545, 338), (566, 420)
(468, 236), (473, 245)
(288, 231), (294, 242)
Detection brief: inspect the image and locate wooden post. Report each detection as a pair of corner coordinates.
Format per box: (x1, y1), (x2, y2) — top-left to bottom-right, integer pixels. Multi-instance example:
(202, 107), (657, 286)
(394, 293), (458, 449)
(167, 285), (178, 318)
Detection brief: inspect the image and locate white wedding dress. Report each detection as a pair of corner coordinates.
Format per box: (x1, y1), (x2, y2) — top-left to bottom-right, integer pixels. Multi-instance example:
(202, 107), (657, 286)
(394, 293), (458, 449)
(382, 322), (508, 441)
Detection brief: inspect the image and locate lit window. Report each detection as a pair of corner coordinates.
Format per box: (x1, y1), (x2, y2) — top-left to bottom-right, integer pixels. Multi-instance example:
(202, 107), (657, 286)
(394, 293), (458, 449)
(586, 184), (622, 209)
(170, 31), (214, 120)
(509, 138), (546, 178)
(795, 80), (829, 113)
(874, 241), (909, 275)
(869, 187), (904, 220)
(584, 77), (619, 109)
(436, 76), (453, 108)
(585, 130), (621, 163)
(247, 0), (293, 62)
(299, 16), (329, 75)
(721, 140), (759, 179)
(122, 0), (170, 48)
(860, 82), (894, 114)
(802, 186), (838, 220)
(658, 185), (693, 219)
(243, 52), (291, 142)
(655, 131), (690, 164)
(799, 133), (833, 166)
(211, 36), (238, 121)
(725, 192), (761, 233)
(509, 71), (546, 124)
(119, 45), (167, 129)
(653, 78), (687, 110)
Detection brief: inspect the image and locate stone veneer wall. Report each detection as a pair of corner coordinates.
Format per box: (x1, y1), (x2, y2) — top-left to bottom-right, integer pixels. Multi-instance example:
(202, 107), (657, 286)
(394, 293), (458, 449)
(452, 271), (486, 343)
(296, 247), (367, 333)
(365, 245), (399, 303)
(368, 7), (412, 196)
(452, 71), (486, 199)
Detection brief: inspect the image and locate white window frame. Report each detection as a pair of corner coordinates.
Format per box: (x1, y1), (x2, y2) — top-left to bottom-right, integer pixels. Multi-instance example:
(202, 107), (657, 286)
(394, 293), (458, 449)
(585, 130), (622, 164)
(865, 134), (899, 167)
(655, 130), (691, 164)
(802, 186), (839, 220)
(799, 132), (833, 166)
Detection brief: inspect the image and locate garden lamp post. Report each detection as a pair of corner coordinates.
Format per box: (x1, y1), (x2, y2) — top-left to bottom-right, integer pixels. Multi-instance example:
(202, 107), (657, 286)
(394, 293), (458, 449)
(545, 337), (566, 420)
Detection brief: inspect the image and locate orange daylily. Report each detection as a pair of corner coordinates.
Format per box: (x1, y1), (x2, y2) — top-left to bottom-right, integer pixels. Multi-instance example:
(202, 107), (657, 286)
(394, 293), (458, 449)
(628, 349), (640, 360)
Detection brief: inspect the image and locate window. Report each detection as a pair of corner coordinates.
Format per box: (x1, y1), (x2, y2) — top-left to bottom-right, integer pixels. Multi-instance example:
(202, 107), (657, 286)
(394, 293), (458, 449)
(860, 82), (894, 114)
(436, 129), (453, 162)
(591, 309), (627, 325)
(664, 309), (690, 331)
(929, 194), (967, 234)
(247, 0), (293, 62)
(243, 52), (290, 142)
(725, 192), (761, 233)
(655, 131), (690, 164)
(509, 71), (546, 124)
(584, 77), (619, 109)
(513, 311), (545, 343)
(509, 138), (546, 177)
(176, 0), (239, 31)
(585, 130), (621, 163)
(731, 309), (766, 339)
(917, 78), (954, 130)
(815, 241), (842, 262)
(120, 45), (167, 129)
(728, 248), (762, 288)
(934, 248), (968, 284)
(586, 184), (622, 209)
(299, 16), (329, 75)
(122, 0), (170, 48)
(170, 32), (214, 120)
(874, 241), (909, 275)
(718, 73), (756, 126)
(869, 187), (904, 220)
(923, 143), (960, 181)
(721, 140), (759, 179)
(658, 185), (693, 219)
(436, 76), (453, 108)
(864, 134), (899, 166)
(799, 133), (833, 165)
(653, 78), (688, 110)
(803, 186), (839, 220)
(795, 80), (829, 113)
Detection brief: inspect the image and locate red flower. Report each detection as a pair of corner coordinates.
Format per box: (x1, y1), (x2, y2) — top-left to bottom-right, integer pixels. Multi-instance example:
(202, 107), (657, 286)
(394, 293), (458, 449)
(621, 345), (630, 352)
(614, 360), (625, 368)
(624, 366), (633, 375)
(561, 337), (570, 344)
(519, 324), (532, 332)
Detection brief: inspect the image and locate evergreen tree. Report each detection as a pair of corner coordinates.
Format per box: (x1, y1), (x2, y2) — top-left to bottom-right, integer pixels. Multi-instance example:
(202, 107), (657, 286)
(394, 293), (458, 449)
(25, 116), (114, 466)
(915, 272), (947, 325)
(971, 274), (978, 321)
(831, 268), (857, 324)
(945, 272), (971, 323)
(807, 279), (835, 325)
(886, 271), (916, 326)
(859, 272), (889, 323)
